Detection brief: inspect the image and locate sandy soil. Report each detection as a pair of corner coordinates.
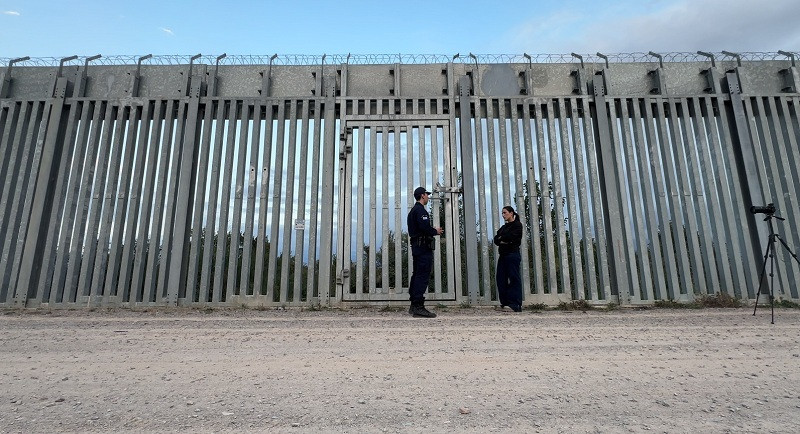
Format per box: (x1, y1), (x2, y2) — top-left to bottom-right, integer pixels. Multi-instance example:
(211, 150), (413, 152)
(1, 306), (799, 433)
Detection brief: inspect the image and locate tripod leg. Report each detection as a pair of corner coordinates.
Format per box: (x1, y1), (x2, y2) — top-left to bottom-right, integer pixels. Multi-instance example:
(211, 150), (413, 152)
(770, 238), (776, 324)
(753, 238), (772, 316)
(776, 235), (800, 300)
(776, 235), (800, 266)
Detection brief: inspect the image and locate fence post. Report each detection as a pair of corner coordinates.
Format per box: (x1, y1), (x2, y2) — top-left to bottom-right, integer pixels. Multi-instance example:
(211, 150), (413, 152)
(14, 75), (70, 306)
(317, 74), (338, 305)
(166, 64), (204, 305)
(591, 74), (630, 304)
(725, 71), (767, 275)
(457, 75), (480, 304)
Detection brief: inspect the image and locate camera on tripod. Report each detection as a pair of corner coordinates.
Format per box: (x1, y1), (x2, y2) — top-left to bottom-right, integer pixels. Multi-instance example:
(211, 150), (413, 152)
(749, 202), (800, 324)
(750, 203), (776, 215)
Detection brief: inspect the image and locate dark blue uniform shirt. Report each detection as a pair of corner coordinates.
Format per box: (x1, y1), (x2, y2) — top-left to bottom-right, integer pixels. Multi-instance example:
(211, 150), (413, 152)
(407, 202), (437, 239)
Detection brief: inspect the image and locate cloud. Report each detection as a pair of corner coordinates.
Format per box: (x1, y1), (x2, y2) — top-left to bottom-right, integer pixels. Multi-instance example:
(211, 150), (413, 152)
(508, 0), (800, 53)
(160, 27), (174, 36)
(588, 0), (800, 52)
(507, 10), (581, 52)
(3, 10), (20, 16)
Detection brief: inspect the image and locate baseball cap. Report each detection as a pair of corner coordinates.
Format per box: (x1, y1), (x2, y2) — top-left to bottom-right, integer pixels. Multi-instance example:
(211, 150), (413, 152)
(414, 186), (432, 199)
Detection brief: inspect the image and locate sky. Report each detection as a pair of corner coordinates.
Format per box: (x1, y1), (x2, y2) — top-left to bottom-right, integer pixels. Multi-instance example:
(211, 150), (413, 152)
(1, 0), (799, 59)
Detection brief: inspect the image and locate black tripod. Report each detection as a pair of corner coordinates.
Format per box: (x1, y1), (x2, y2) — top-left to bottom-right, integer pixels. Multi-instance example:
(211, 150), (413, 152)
(752, 208), (800, 324)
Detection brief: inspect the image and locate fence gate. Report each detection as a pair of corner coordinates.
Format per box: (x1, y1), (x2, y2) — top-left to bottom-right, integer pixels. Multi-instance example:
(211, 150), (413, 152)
(337, 118), (462, 302)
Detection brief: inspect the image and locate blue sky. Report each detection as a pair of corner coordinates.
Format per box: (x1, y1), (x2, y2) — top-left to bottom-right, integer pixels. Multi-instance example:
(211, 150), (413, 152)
(1, 0), (799, 58)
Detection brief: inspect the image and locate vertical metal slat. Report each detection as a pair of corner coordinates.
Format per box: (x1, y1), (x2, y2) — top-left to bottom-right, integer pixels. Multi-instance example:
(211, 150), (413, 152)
(723, 75), (764, 297)
(688, 98), (734, 296)
(265, 101), (286, 302)
(355, 126), (367, 300)
(756, 97), (799, 294)
(34, 99), (82, 304)
(316, 89), (338, 303)
(557, 98), (584, 300)
(227, 101), (251, 299)
(581, 98), (612, 301)
(497, 99), (511, 206)
(429, 125), (443, 296)
(0, 102), (17, 212)
(568, 98), (597, 300)
(629, 99), (668, 300)
(677, 98), (720, 296)
(292, 101), (311, 301)
(50, 101), (94, 304)
(666, 98), (704, 298)
(155, 100), (188, 302)
(212, 100), (240, 303)
(76, 103), (116, 302)
(485, 100), (502, 298)
(393, 125), (403, 294)
(102, 103), (143, 304)
(279, 101), (297, 303)
(142, 100), (177, 303)
(185, 99), (216, 303)
(521, 103), (544, 298)
(535, 102), (558, 296)
(508, 102), (532, 299)
(305, 100), (323, 300)
(253, 102), (275, 301)
(368, 127), (378, 295)
(90, 105), (129, 303)
(473, 103), (493, 301)
(129, 100), (165, 303)
(241, 101), (263, 297)
(603, 98), (637, 302)
(616, 98), (652, 302)
(199, 100), (228, 303)
(380, 125), (396, 293)
(5, 101), (46, 304)
(117, 100), (154, 303)
(642, 99), (681, 300)
(0, 102), (31, 301)
(701, 97), (749, 297)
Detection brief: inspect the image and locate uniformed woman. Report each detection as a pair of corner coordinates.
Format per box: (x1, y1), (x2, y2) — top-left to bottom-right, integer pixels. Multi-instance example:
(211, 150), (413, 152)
(494, 206), (523, 312)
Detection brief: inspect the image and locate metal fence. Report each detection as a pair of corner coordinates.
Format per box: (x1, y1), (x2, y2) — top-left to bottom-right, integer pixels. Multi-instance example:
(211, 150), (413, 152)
(1, 53), (798, 308)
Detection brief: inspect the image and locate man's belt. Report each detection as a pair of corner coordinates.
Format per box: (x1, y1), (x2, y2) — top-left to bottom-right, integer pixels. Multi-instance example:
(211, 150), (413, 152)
(411, 236), (435, 250)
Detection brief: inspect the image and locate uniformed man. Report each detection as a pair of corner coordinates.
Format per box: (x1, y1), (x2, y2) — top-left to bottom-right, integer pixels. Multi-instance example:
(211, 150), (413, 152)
(407, 186), (443, 318)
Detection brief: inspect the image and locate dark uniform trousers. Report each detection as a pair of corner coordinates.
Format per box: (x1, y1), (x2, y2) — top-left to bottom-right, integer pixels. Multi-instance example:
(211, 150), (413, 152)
(496, 251), (522, 308)
(409, 245), (433, 306)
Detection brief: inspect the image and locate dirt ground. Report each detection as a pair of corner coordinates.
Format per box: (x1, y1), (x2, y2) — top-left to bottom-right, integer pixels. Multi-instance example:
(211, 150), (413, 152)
(1, 306), (799, 433)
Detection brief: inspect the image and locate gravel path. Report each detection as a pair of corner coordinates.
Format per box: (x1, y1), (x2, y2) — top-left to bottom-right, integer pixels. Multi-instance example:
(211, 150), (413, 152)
(1, 307), (799, 433)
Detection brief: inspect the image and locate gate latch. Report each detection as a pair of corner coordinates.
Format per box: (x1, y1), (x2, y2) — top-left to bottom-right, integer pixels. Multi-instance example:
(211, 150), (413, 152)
(434, 182), (462, 194)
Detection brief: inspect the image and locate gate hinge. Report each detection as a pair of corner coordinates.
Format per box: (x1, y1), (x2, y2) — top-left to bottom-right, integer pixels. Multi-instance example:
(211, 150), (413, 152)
(336, 268), (350, 284)
(339, 145), (352, 160)
(339, 128), (353, 160)
(340, 127), (353, 141)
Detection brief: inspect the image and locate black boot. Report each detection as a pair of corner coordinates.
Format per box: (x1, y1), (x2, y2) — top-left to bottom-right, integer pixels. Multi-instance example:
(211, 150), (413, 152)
(409, 304), (437, 318)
